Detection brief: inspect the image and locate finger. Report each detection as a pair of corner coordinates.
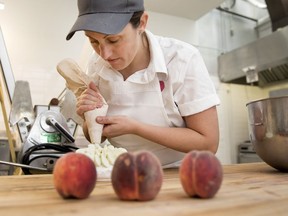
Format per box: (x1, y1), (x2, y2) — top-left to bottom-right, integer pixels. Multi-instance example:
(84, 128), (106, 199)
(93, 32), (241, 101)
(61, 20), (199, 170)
(78, 88), (103, 107)
(76, 98), (97, 116)
(88, 81), (100, 93)
(79, 93), (102, 105)
(76, 103), (95, 112)
(96, 116), (112, 124)
(76, 99), (97, 108)
(76, 106), (87, 119)
(85, 82), (104, 103)
(83, 87), (100, 99)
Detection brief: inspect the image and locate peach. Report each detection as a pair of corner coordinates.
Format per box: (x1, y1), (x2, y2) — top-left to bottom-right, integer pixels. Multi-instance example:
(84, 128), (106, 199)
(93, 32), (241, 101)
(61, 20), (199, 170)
(111, 150), (163, 201)
(53, 152), (97, 199)
(179, 150), (223, 198)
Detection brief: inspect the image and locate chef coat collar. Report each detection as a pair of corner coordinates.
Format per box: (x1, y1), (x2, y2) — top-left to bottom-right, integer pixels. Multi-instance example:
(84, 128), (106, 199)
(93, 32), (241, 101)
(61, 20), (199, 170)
(98, 30), (168, 83)
(145, 30), (168, 78)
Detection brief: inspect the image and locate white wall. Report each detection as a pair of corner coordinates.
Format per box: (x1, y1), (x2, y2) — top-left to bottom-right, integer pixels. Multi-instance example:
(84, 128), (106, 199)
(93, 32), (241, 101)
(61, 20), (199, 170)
(0, 0), (87, 106)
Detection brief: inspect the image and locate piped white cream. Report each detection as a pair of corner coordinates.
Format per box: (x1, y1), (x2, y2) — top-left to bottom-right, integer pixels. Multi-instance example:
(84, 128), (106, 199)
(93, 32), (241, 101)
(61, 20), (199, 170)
(76, 144), (127, 179)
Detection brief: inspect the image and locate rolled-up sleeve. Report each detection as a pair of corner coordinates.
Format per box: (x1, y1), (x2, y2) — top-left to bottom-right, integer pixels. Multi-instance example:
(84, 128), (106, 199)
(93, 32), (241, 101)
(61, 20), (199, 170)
(171, 49), (220, 116)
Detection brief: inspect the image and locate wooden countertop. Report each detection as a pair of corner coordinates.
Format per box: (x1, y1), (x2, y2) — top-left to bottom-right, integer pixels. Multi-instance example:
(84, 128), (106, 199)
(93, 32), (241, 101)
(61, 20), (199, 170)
(0, 162), (287, 216)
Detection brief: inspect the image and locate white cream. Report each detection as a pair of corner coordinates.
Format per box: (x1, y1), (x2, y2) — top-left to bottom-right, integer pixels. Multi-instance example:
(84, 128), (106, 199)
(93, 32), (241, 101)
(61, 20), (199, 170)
(76, 144), (127, 179)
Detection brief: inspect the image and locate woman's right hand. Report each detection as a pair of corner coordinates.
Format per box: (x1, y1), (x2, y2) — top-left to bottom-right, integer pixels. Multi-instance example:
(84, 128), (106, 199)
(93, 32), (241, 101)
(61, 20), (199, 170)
(76, 81), (103, 120)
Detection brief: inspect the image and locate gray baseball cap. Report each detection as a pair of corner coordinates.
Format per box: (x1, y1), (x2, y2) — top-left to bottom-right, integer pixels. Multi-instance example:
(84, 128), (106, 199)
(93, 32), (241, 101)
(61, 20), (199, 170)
(66, 0), (144, 40)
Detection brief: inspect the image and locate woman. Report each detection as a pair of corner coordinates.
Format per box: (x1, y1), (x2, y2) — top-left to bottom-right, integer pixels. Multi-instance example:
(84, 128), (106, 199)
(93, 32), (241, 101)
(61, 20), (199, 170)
(67, 0), (220, 167)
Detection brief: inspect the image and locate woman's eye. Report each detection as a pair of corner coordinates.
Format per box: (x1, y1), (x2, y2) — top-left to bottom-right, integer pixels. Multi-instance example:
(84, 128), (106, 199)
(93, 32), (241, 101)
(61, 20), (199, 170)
(108, 39), (119, 44)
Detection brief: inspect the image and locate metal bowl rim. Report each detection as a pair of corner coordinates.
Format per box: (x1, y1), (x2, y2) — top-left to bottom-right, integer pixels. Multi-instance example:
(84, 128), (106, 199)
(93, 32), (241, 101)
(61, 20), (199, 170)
(246, 96), (288, 107)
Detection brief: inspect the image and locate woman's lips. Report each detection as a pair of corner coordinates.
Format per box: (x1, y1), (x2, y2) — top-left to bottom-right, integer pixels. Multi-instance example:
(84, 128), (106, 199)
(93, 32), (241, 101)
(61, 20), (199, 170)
(107, 58), (120, 64)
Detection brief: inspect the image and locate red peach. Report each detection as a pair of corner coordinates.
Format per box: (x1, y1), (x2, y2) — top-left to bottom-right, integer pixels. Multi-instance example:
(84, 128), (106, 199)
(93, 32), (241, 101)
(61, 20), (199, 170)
(111, 150), (163, 201)
(180, 150), (223, 198)
(53, 152), (97, 199)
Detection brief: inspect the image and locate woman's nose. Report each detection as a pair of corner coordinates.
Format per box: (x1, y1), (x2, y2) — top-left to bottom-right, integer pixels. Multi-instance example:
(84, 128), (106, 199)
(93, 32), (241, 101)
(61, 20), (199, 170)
(99, 44), (112, 60)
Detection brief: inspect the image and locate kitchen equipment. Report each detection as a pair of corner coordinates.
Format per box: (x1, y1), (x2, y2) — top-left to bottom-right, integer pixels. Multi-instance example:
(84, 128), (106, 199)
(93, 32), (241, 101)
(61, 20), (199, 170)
(218, 0), (288, 86)
(0, 76), (17, 166)
(246, 96), (288, 171)
(0, 139), (13, 175)
(15, 105), (78, 174)
(0, 160), (49, 172)
(218, 25), (288, 86)
(9, 80), (35, 144)
(1, 28), (23, 174)
(9, 81), (34, 127)
(8, 79), (78, 174)
(238, 140), (263, 163)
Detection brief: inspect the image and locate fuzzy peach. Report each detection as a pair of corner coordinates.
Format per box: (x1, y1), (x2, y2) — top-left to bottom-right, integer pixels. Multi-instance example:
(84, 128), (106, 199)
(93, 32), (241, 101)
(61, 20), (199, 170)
(111, 150), (163, 201)
(53, 152), (97, 199)
(179, 150), (223, 198)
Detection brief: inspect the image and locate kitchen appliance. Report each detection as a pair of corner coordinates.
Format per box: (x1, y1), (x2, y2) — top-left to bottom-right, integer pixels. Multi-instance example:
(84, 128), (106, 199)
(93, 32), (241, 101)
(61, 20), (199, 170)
(16, 105), (78, 174)
(0, 159), (50, 172)
(246, 96), (288, 172)
(218, 0), (288, 86)
(218, 25), (288, 86)
(0, 139), (13, 175)
(238, 140), (262, 163)
(9, 81), (78, 174)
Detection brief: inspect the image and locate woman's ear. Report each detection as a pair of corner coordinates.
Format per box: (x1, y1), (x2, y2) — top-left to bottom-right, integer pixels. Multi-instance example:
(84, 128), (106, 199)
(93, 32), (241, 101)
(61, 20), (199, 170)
(139, 12), (148, 32)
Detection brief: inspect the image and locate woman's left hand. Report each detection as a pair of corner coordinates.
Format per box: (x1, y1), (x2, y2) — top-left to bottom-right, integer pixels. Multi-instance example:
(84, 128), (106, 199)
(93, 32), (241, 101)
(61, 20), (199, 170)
(96, 115), (139, 138)
(95, 106), (219, 154)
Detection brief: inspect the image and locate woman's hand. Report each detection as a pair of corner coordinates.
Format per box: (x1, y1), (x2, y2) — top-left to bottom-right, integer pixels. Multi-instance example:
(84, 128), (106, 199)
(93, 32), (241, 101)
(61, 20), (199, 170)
(96, 115), (139, 138)
(76, 81), (103, 119)
(97, 107), (219, 154)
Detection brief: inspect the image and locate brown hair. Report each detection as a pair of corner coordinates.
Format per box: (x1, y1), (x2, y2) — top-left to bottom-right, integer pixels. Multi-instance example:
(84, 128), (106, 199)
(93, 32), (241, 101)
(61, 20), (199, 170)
(129, 11), (144, 28)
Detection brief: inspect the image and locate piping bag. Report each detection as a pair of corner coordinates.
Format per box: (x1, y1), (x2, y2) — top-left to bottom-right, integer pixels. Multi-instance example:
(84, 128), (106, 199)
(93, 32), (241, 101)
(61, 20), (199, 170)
(56, 58), (108, 144)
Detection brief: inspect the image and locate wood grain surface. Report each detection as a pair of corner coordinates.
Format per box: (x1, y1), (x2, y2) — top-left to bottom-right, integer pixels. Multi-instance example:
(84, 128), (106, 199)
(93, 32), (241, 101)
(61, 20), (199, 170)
(0, 162), (287, 216)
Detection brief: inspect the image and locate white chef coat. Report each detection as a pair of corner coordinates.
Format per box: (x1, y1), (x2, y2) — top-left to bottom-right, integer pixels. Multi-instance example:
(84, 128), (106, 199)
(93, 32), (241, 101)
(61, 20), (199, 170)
(86, 30), (220, 168)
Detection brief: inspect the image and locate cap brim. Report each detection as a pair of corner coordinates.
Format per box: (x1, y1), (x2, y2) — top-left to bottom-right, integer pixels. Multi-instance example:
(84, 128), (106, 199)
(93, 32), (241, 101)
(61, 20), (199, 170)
(66, 13), (133, 40)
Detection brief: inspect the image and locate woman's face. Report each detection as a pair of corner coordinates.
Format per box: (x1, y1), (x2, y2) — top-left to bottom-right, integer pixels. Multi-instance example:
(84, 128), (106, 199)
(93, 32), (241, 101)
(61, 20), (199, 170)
(85, 21), (145, 71)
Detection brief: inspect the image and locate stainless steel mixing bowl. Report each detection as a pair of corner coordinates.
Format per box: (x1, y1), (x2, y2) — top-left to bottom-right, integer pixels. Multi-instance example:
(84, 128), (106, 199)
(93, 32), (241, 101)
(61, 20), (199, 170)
(246, 96), (288, 172)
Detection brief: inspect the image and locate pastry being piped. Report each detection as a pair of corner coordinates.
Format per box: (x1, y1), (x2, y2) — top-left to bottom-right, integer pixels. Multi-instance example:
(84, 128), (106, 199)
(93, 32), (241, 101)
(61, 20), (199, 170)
(57, 58), (127, 179)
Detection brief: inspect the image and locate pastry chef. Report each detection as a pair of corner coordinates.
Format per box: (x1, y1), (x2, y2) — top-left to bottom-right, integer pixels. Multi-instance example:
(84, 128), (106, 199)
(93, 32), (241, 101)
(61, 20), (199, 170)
(66, 0), (220, 168)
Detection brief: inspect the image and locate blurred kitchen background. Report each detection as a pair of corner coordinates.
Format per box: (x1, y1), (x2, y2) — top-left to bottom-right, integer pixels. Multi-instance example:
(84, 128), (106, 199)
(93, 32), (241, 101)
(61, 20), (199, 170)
(1, 0), (288, 168)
